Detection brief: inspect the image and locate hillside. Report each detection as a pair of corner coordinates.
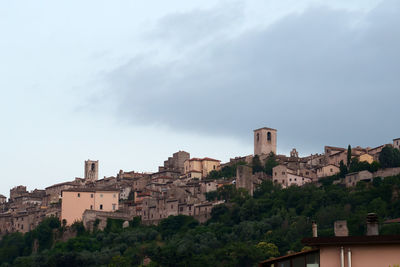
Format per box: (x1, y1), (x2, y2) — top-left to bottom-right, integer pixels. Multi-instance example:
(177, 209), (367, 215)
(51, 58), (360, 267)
(2, 175), (400, 267)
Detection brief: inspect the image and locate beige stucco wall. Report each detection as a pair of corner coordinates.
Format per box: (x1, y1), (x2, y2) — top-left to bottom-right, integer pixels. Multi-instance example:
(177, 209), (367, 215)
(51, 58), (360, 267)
(320, 244), (400, 267)
(61, 190), (119, 226)
(359, 154), (374, 164)
(201, 160), (220, 177)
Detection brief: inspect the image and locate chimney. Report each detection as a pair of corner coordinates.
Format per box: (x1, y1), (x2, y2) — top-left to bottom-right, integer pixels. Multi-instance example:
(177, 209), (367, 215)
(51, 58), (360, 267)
(334, 220), (349, 237)
(312, 221), (318, 237)
(366, 213), (379, 236)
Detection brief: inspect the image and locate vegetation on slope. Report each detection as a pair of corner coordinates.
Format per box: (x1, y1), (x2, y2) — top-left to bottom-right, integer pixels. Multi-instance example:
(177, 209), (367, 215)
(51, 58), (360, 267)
(2, 175), (400, 266)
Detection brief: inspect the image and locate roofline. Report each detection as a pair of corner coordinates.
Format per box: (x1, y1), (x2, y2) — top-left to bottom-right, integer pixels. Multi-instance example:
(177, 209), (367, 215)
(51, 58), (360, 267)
(259, 249), (319, 265)
(254, 127), (277, 132)
(302, 235), (400, 246)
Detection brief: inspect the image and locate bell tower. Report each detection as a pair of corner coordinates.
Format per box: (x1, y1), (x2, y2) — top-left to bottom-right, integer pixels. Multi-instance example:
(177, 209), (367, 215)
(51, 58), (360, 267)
(254, 127), (277, 156)
(84, 160), (99, 182)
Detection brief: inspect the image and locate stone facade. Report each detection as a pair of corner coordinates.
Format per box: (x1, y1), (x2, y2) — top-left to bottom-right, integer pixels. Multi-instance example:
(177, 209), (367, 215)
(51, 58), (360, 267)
(84, 160), (99, 182)
(254, 127), (277, 156)
(159, 151), (190, 174)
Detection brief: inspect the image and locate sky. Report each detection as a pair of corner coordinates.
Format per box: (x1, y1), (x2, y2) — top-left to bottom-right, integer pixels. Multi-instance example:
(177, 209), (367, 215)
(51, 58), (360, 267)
(1, 0), (399, 197)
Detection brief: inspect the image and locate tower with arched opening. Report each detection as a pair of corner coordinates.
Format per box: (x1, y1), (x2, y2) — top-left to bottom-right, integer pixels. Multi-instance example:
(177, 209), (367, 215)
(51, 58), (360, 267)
(84, 160), (99, 182)
(254, 127), (277, 156)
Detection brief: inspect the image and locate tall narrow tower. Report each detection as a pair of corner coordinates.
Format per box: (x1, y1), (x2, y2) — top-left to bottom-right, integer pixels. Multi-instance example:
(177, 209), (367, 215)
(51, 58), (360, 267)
(254, 127), (277, 156)
(84, 160), (99, 182)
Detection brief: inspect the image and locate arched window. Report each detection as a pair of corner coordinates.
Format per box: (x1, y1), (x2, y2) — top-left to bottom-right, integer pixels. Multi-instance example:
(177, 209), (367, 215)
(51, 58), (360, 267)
(91, 163), (95, 171)
(257, 133), (260, 142)
(267, 132), (271, 141)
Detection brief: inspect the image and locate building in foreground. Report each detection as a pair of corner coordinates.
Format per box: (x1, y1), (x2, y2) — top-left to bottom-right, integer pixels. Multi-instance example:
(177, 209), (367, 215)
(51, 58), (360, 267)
(259, 214), (400, 267)
(61, 188), (119, 226)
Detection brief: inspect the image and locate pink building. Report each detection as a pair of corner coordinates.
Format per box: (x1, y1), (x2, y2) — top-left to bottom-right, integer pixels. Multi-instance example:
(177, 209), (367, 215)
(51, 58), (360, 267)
(260, 215), (400, 267)
(260, 235), (400, 267)
(61, 188), (119, 225)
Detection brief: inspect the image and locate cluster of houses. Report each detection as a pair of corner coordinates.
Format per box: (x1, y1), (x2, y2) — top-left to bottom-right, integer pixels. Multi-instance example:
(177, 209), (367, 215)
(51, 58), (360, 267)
(0, 127), (399, 235)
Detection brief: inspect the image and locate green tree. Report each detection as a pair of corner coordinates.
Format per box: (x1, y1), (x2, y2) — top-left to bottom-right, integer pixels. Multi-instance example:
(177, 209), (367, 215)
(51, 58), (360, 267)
(379, 145), (400, 168)
(339, 160), (347, 177)
(347, 145), (352, 167)
(252, 155), (263, 174)
(264, 152), (279, 176)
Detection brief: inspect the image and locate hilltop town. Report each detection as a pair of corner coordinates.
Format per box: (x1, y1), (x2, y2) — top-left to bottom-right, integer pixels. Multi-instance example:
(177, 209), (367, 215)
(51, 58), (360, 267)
(1, 127), (399, 235)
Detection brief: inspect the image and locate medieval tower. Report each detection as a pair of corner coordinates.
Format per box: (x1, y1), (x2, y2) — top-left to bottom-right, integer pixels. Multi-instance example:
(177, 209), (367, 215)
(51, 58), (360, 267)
(254, 127), (277, 156)
(84, 160), (99, 182)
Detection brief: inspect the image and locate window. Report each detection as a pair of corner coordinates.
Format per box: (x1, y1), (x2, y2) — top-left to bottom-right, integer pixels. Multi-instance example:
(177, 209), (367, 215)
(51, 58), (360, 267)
(289, 178), (292, 181)
(112, 204), (116, 210)
(282, 172), (285, 175)
(171, 205), (173, 209)
(77, 193), (80, 197)
(213, 165), (216, 170)
(189, 206), (191, 211)
(180, 207), (183, 212)
(90, 205), (93, 210)
(100, 194), (103, 198)
(90, 194), (93, 198)
(330, 168), (333, 172)
(267, 132), (271, 141)
(100, 204), (103, 210)
(294, 178), (297, 181)
(275, 172), (277, 176)
(306, 171), (309, 175)
(257, 133), (260, 141)
(113, 194), (116, 198)
(91, 163), (95, 171)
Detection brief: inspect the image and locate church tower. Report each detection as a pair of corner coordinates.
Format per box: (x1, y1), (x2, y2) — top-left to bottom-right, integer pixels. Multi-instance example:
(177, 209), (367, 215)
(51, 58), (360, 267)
(84, 160), (99, 182)
(254, 127), (277, 156)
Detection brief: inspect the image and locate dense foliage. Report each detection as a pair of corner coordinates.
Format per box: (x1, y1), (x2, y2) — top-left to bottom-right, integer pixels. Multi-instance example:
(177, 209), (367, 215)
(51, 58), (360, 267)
(207, 161), (247, 179)
(2, 175), (400, 266)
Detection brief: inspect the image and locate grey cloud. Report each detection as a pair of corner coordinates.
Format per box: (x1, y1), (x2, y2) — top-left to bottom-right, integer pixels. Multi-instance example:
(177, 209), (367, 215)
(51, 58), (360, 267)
(104, 0), (400, 154)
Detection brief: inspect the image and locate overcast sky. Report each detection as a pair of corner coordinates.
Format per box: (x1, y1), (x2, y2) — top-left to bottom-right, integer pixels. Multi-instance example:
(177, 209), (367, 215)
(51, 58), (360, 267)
(1, 0), (399, 197)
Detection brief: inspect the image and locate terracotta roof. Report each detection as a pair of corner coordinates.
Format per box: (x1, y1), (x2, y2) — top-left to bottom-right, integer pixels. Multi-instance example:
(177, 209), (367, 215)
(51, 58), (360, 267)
(62, 187), (119, 193)
(188, 157), (220, 162)
(302, 235), (400, 245)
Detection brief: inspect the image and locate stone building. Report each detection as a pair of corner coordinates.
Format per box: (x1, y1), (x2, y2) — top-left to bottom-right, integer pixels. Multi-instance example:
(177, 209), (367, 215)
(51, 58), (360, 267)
(235, 165), (266, 196)
(9, 186), (28, 202)
(0, 195), (6, 204)
(345, 170), (373, 187)
(159, 151), (190, 174)
(183, 157), (221, 179)
(45, 181), (80, 204)
(254, 127), (277, 156)
(316, 164), (340, 178)
(84, 160), (99, 182)
(393, 138), (400, 150)
(272, 165), (312, 188)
